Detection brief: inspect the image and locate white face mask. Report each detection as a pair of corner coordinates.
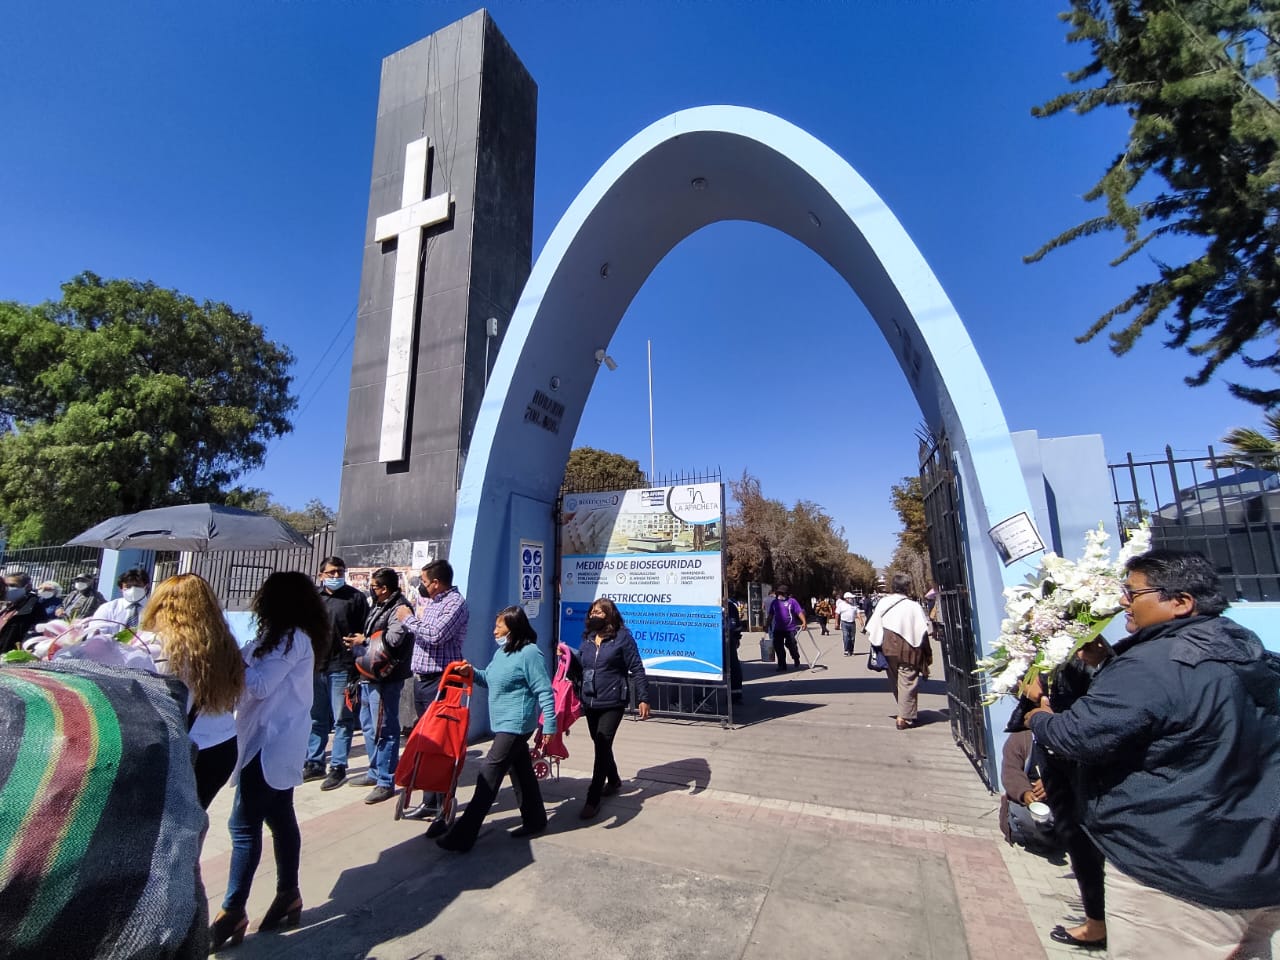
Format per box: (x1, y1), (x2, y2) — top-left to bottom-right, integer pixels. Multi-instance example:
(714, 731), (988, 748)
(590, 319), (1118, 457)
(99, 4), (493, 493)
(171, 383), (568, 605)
(73, 581), (90, 593)
(122, 586), (147, 603)
(38, 590), (55, 600)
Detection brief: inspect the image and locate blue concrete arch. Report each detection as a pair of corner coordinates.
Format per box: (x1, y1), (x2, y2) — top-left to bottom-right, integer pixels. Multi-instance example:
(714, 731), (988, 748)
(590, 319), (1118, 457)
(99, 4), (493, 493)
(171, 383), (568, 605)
(451, 106), (1032, 763)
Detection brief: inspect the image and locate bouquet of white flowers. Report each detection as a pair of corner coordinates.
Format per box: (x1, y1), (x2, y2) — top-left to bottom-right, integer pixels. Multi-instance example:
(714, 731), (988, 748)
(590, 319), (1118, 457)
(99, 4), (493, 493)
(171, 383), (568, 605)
(976, 524), (1152, 705)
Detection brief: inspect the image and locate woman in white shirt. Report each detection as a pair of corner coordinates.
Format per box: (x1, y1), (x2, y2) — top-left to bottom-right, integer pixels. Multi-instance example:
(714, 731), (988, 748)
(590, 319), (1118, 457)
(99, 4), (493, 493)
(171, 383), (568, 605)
(140, 573), (244, 808)
(211, 571), (330, 951)
(865, 572), (933, 730)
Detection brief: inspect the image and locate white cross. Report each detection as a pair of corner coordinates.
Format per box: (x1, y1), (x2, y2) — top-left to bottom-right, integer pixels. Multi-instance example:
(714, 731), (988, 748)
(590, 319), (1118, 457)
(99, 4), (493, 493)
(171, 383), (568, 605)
(374, 136), (453, 463)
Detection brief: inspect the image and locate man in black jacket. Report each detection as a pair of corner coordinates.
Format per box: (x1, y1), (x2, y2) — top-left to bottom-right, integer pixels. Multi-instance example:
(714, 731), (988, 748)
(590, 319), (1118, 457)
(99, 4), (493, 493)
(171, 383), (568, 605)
(1025, 550), (1280, 959)
(304, 556), (369, 790)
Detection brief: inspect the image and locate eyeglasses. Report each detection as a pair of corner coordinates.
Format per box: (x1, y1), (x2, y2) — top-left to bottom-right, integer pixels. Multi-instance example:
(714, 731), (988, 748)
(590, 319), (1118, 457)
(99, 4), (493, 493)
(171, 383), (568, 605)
(1120, 585), (1164, 602)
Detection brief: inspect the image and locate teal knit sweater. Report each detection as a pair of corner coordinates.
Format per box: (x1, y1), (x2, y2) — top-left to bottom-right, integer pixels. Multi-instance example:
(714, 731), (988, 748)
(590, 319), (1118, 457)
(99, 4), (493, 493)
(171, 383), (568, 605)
(473, 644), (557, 736)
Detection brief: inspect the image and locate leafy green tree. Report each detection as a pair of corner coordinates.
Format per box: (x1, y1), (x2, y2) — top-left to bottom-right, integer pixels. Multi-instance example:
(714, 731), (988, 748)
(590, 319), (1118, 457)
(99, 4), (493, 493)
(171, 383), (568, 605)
(0, 273), (295, 544)
(843, 552), (879, 593)
(229, 491), (336, 534)
(561, 446), (646, 493)
(1028, 1), (1280, 407)
(887, 475), (931, 590)
(884, 544), (931, 598)
(724, 471), (858, 601)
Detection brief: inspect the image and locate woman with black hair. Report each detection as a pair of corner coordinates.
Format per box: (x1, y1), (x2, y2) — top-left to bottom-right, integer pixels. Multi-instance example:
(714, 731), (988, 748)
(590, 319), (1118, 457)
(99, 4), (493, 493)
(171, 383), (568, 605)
(210, 572), (330, 950)
(436, 605), (557, 852)
(577, 597), (649, 820)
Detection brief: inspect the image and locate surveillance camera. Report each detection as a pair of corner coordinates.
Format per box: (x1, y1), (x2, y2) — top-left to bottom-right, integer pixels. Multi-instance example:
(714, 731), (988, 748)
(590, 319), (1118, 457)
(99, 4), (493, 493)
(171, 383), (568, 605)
(603, 355), (618, 372)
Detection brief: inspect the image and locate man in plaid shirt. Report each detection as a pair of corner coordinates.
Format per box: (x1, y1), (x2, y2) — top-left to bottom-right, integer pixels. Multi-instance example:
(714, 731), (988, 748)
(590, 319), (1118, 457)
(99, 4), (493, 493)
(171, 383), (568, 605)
(394, 558), (469, 832)
(396, 558), (470, 713)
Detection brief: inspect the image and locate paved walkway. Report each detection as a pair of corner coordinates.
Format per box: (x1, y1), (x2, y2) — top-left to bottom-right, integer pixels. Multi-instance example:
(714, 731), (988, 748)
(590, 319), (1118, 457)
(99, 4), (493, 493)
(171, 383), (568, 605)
(201, 632), (1102, 959)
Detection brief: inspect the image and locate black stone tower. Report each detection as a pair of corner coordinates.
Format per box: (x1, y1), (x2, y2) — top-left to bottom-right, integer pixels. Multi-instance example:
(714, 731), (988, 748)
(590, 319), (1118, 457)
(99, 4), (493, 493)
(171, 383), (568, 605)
(337, 11), (537, 566)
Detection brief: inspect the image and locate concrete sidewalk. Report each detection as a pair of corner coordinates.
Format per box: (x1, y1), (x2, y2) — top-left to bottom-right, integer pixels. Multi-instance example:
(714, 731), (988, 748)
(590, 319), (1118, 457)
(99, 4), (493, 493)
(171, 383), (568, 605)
(201, 633), (1101, 959)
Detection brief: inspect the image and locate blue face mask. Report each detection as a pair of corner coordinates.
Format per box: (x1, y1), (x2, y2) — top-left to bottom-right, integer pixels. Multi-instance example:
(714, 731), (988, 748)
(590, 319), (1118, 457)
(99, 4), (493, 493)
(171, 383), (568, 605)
(323, 576), (345, 591)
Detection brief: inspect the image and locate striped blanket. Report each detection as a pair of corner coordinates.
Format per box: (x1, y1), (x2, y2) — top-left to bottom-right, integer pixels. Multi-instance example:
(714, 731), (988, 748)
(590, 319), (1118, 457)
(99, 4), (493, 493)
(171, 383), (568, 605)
(0, 659), (208, 959)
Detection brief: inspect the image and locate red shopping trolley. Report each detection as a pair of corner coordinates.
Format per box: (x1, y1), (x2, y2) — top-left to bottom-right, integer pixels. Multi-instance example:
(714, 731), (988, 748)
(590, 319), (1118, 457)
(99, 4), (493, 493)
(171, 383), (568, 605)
(393, 660), (472, 823)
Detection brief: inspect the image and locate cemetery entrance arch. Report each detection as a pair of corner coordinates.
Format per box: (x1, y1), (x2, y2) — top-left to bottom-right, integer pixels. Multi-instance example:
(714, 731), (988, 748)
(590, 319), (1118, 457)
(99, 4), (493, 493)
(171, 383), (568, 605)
(449, 106), (1035, 778)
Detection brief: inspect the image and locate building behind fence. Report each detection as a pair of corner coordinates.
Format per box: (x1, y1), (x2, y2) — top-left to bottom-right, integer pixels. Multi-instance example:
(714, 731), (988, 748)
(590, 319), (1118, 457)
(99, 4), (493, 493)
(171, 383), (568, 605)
(1110, 446), (1280, 601)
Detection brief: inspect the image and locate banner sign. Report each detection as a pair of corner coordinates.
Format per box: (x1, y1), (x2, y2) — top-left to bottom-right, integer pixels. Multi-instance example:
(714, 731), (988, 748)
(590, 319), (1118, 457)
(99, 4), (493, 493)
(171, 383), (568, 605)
(558, 482), (724, 681)
(520, 539), (544, 619)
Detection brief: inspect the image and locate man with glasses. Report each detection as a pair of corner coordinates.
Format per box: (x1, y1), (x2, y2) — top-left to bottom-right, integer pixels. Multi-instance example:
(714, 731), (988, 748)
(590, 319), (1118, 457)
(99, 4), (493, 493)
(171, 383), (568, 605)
(395, 558), (469, 831)
(1024, 549), (1280, 958)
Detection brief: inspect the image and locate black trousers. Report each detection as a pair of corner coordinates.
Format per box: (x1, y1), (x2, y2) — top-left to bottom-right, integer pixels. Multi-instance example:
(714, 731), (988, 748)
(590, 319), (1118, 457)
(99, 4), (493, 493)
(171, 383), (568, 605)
(728, 639), (743, 691)
(443, 731), (545, 850)
(1065, 825), (1106, 921)
(195, 735), (238, 810)
(772, 630), (800, 666)
(584, 705), (625, 805)
(412, 671), (444, 718)
(412, 672), (445, 810)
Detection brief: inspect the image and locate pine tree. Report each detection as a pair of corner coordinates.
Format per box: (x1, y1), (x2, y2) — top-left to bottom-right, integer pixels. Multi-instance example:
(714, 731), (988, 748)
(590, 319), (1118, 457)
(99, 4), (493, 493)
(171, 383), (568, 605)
(1029, 0), (1280, 406)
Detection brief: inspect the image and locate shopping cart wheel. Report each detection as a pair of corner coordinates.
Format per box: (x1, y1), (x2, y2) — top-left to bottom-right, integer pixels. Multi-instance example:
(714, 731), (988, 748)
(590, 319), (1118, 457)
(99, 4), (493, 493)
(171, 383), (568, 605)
(533, 758), (551, 780)
(393, 790), (406, 821)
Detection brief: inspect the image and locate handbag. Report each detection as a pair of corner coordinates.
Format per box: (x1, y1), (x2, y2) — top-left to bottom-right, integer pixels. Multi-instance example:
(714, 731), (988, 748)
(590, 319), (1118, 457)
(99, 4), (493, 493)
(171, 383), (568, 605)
(867, 646), (888, 672)
(354, 628), (408, 681)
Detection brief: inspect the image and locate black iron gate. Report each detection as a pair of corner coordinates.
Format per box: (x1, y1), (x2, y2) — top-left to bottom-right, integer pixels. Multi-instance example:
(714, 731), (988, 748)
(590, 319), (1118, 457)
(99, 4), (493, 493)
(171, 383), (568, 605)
(920, 436), (990, 787)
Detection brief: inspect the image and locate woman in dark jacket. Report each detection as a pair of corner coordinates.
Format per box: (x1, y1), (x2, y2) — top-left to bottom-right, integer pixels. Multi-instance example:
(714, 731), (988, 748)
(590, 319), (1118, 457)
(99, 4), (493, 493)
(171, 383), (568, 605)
(577, 598), (649, 819)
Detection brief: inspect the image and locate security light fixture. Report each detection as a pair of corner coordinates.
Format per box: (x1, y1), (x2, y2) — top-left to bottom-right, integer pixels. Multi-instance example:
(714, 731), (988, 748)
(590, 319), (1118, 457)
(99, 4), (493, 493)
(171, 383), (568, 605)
(594, 348), (618, 372)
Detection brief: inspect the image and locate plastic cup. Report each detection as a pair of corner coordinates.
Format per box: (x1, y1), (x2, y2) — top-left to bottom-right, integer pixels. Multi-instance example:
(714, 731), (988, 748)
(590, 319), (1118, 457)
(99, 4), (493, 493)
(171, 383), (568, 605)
(1028, 801), (1051, 824)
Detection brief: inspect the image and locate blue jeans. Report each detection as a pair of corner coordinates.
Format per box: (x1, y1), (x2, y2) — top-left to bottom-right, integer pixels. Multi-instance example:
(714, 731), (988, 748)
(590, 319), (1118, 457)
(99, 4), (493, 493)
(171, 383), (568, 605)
(841, 622), (858, 655)
(307, 669), (355, 769)
(359, 679), (404, 788)
(224, 753), (300, 911)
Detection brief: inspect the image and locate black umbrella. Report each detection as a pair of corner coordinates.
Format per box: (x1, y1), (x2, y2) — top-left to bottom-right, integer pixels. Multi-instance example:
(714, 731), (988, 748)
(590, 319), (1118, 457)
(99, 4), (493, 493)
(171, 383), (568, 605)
(67, 503), (315, 552)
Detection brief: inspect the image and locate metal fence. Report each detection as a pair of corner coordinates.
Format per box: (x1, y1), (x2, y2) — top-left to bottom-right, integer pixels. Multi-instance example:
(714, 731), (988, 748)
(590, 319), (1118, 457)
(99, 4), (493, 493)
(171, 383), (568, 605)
(1110, 446), (1280, 601)
(0, 542), (110, 591)
(185, 526), (339, 610)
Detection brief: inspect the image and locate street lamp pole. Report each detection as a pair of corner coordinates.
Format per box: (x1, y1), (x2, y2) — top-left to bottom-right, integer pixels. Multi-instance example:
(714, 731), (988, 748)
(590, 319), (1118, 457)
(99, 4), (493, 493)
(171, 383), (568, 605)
(647, 339), (656, 481)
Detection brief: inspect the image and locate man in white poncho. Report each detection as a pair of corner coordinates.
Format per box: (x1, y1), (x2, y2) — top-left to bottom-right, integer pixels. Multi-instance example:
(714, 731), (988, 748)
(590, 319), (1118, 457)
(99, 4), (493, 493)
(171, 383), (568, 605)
(865, 572), (933, 730)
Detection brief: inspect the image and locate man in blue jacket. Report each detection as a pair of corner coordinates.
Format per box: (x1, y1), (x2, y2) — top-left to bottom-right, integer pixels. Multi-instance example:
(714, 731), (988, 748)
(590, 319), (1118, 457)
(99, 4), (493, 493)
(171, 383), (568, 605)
(1025, 550), (1280, 958)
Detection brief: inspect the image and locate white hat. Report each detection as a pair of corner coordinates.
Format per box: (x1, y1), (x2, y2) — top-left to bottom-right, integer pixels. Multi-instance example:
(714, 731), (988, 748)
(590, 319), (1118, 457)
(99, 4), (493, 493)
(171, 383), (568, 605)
(843, 592), (854, 600)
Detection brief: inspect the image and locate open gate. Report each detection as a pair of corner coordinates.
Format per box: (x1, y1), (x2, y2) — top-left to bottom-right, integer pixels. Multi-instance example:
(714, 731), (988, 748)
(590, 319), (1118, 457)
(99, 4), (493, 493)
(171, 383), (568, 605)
(920, 436), (990, 787)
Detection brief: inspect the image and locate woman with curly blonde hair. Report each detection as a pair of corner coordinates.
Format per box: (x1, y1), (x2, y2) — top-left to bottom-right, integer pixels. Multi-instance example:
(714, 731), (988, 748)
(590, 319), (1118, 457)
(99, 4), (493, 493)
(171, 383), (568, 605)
(142, 573), (245, 809)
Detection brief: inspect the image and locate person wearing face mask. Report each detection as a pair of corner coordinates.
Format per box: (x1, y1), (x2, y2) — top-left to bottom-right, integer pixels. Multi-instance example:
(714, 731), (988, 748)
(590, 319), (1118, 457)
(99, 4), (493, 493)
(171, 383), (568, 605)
(91, 568), (152, 634)
(395, 558), (470, 830)
(437, 606), (557, 852)
(57, 575), (105, 621)
(303, 556), (369, 789)
(35, 581), (62, 620)
(0, 571), (45, 652)
(576, 597), (650, 820)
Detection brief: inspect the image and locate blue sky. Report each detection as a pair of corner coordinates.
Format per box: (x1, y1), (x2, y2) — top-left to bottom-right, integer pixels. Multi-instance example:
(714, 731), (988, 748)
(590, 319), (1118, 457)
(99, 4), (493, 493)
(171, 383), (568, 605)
(0, 1), (1264, 567)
